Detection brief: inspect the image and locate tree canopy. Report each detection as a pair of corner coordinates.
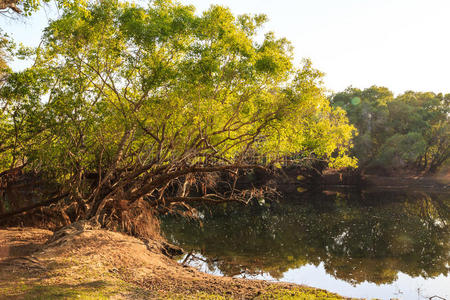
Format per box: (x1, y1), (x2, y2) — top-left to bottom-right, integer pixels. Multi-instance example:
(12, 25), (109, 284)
(0, 0), (82, 15)
(331, 86), (449, 174)
(0, 0), (356, 234)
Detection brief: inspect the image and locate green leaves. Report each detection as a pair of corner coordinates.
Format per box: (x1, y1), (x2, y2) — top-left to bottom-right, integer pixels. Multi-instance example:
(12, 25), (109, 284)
(332, 86), (449, 172)
(0, 0), (87, 16)
(0, 1), (357, 194)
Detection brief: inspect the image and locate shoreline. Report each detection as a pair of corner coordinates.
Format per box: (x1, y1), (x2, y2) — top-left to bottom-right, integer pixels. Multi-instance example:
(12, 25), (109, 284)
(0, 225), (353, 299)
(275, 167), (450, 194)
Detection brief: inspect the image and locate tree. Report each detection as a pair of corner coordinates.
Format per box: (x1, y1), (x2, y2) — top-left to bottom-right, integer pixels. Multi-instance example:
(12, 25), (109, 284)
(0, 0), (356, 235)
(332, 86), (449, 174)
(390, 92), (450, 173)
(331, 86), (393, 167)
(0, 0), (81, 16)
(0, 0), (25, 14)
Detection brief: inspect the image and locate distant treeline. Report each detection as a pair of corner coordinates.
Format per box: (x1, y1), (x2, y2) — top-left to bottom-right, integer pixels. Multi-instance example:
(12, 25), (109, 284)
(331, 86), (449, 174)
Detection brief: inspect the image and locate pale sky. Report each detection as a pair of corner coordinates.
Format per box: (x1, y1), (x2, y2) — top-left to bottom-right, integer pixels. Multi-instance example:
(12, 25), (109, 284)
(1, 0), (450, 95)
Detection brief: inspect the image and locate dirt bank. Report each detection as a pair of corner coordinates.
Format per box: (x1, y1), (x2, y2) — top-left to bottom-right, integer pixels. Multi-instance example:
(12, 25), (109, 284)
(0, 224), (351, 299)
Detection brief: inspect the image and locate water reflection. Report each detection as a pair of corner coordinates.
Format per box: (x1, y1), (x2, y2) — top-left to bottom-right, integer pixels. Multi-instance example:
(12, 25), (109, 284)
(161, 190), (449, 290)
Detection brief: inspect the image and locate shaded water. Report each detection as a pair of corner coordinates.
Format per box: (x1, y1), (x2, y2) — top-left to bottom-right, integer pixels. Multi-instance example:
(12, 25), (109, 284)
(161, 189), (450, 300)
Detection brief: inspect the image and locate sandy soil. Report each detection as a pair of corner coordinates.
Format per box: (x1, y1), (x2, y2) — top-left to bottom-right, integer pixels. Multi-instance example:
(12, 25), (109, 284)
(0, 223), (350, 299)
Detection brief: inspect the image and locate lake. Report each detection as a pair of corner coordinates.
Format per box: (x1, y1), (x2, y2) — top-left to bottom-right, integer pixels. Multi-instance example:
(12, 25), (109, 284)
(161, 189), (450, 300)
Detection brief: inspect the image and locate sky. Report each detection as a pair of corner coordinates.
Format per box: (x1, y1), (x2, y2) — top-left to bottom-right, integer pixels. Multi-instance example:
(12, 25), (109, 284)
(1, 0), (450, 95)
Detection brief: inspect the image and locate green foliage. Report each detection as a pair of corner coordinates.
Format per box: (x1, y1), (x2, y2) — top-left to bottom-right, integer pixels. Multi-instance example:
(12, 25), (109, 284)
(257, 286), (346, 299)
(162, 286), (347, 299)
(0, 0), (356, 200)
(0, 32), (11, 76)
(376, 132), (426, 168)
(331, 86), (449, 173)
(0, 0), (86, 16)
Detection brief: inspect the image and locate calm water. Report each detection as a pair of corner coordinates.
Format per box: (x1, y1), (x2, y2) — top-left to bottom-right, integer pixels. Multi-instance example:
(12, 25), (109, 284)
(161, 189), (450, 300)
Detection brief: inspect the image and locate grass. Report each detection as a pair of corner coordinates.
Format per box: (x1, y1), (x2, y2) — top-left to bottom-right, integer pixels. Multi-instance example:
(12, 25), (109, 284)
(0, 281), (155, 299)
(162, 292), (231, 300)
(0, 255), (153, 300)
(255, 286), (348, 300)
(159, 286), (349, 300)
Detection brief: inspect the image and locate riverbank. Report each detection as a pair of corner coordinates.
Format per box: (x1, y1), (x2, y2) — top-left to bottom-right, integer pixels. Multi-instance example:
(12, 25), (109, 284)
(270, 167), (450, 194)
(0, 224), (352, 299)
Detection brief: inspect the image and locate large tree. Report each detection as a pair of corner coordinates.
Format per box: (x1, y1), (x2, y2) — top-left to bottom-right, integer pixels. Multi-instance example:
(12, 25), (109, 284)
(0, 0), (356, 235)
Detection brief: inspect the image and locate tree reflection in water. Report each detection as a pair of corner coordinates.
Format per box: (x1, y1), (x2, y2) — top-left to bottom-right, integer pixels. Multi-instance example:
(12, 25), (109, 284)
(161, 190), (449, 285)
